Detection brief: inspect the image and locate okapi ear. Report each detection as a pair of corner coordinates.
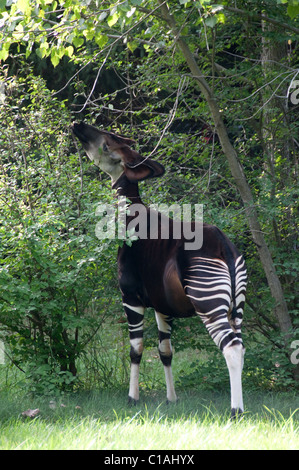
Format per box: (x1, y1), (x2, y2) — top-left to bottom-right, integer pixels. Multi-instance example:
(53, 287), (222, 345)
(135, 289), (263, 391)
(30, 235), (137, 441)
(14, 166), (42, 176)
(122, 150), (165, 182)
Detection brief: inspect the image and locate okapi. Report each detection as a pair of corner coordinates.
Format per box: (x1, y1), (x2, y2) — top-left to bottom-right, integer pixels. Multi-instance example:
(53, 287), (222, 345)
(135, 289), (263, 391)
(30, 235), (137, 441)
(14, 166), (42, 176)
(72, 122), (247, 418)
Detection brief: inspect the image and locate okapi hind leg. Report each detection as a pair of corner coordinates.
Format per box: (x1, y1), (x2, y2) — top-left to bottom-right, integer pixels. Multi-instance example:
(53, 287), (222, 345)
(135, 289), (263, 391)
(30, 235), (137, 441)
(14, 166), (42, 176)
(223, 343), (245, 418)
(183, 256), (245, 417)
(122, 302), (145, 405)
(155, 311), (177, 403)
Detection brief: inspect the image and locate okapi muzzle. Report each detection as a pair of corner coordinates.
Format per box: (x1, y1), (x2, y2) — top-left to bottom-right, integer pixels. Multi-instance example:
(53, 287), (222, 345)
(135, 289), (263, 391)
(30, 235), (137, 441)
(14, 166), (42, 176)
(72, 121), (247, 419)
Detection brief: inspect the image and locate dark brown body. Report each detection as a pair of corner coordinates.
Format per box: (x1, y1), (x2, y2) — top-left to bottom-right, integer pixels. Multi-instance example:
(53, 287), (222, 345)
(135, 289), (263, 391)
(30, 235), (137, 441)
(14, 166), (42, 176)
(118, 219), (240, 318)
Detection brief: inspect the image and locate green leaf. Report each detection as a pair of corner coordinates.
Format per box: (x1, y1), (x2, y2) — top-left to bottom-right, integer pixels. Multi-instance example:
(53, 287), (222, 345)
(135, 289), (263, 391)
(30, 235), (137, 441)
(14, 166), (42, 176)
(287, 4), (299, 18)
(73, 36), (84, 48)
(83, 27), (94, 41)
(95, 34), (108, 48)
(205, 16), (217, 28)
(16, 0), (31, 14)
(36, 46), (49, 59)
(217, 12), (226, 23)
(127, 40), (138, 53)
(50, 50), (60, 67)
(0, 43), (10, 61)
(107, 12), (119, 27)
(65, 45), (74, 57)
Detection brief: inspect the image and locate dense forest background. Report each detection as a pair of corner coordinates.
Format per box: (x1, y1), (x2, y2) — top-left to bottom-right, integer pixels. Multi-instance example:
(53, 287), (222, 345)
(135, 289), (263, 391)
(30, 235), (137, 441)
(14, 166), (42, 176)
(0, 0), (298, 396)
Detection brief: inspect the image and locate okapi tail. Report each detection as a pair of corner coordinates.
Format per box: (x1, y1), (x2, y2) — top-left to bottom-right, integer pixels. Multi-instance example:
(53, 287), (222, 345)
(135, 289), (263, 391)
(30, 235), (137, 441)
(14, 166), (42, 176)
(228, 260), (238, 320)
(216, 228), (240, 320)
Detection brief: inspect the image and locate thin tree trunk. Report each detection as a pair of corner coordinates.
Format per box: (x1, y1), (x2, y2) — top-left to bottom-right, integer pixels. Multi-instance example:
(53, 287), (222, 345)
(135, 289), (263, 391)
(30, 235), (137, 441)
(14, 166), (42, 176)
(261, 21), (287, 247)
(158, 1), (293, 336)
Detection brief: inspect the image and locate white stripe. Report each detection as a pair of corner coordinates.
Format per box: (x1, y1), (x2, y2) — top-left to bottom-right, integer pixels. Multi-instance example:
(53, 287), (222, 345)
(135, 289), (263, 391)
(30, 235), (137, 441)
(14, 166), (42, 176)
(186, 292), (231, 303)
(235, 256), (245, 268)
(212, 329), (232, 346)
(187, 266), (229, 274)
(190, 257), (228, 268)
(196, 305), (227, 316)
(123, 303), (144, 315)
(235, 272), (247, 283)
(184, 284), (231, 294)
(235, 283), (247, 294)
(235, 293), (245, 305)
(184, 277), (231, 286)
(155, 311), (172, 334)
(128, 320), (144, 332)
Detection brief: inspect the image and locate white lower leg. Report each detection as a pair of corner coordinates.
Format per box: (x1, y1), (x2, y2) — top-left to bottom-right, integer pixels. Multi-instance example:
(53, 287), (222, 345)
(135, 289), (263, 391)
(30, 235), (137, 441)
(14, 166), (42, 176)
(155, 312), (177, 403)
(128, 363), (140, 401)
(164, 365), (177, 403)
(128, 337), (143, 402)
(159, 338), (177, 402)
(223, 343), (245, 412)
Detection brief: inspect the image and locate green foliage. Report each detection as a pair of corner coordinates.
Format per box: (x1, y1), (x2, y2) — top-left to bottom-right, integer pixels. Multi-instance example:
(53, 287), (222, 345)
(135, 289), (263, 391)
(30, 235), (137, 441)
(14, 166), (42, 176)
(0, 64), (120, 394)
(0, 1), (298, 65)
(0, 0), (298, 394)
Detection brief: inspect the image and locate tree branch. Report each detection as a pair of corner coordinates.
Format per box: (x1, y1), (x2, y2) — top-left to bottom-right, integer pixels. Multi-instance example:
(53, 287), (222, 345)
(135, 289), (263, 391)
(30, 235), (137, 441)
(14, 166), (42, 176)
(224, 6), (299, 35)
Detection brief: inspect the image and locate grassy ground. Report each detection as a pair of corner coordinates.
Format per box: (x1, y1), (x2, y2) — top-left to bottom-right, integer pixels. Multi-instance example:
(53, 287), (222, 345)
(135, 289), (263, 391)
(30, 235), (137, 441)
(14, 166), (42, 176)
(0, 388), (298, 450)
(0, 338), (298, 450)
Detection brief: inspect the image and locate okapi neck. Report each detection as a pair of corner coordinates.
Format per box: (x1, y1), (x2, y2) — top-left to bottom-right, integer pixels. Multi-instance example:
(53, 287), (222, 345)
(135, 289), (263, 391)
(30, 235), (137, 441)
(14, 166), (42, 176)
(112, 173), (143, 203)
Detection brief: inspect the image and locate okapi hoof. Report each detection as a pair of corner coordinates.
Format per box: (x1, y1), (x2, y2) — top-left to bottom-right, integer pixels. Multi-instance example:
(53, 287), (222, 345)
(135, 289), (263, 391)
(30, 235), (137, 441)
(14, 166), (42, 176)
(230, 408), (244, 420)
(128, 396), (138, 406)
(166, 397), (179, 405)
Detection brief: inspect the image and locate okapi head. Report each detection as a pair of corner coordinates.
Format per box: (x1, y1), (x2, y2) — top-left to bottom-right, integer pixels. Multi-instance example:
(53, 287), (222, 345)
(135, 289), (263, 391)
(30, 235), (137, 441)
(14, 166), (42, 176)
(72, 122), (164, 184)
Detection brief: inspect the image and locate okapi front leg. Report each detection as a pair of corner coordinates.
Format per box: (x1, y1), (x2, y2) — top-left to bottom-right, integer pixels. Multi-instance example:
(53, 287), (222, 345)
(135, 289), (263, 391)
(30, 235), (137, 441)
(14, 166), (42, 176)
(123, 302), (145, 404)
(155, 311), (177, 403)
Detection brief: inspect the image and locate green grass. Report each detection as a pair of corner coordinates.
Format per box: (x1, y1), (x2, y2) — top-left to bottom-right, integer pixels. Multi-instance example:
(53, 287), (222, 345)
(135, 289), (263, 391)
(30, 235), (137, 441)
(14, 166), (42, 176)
(0, 389), (298, 450)
(0, 341), (298, 450)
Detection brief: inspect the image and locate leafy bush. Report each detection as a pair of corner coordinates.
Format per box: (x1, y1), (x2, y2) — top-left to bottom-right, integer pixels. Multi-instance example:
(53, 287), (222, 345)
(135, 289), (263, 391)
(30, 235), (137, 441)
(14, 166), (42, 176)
(0, 65), (119, 394)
